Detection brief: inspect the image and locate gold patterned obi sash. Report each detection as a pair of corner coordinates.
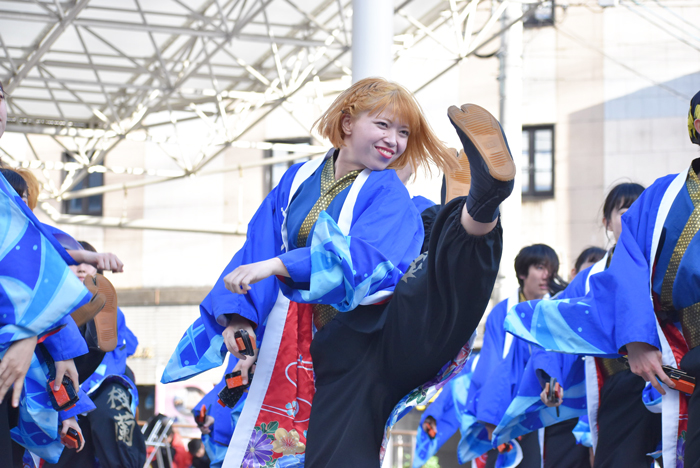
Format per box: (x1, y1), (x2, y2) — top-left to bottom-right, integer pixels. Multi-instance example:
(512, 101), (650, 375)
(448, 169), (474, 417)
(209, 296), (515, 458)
(657, 167), (700, 349)
(599, 357), (628, 379)
(294, 157), (360, 330)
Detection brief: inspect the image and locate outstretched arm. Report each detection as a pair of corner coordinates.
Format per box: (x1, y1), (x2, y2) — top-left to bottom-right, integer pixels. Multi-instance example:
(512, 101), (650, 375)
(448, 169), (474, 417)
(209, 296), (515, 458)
(66, 250), (124, 273)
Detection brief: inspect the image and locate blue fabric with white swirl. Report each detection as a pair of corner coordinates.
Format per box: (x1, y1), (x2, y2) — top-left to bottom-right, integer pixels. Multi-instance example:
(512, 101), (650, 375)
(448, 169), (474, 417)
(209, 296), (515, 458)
(492, 350), (587, 445)
(279, 211), (396, 312)
(572, 416), (592, 447)
(504, 175), (683, 357)
(0, 175), (90, 349)
(0, 173), (94, 461)
(10, 349), (95, 463)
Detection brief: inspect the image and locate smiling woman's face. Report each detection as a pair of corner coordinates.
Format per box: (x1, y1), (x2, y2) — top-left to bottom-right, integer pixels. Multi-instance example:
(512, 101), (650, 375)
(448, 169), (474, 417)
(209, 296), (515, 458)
(338, 110), (410, 172)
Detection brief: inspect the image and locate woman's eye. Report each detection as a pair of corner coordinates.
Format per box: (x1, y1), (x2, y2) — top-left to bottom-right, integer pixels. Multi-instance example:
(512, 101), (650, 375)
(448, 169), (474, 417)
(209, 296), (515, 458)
(375, 121), (387, 127)
(400, 130), (410, 137)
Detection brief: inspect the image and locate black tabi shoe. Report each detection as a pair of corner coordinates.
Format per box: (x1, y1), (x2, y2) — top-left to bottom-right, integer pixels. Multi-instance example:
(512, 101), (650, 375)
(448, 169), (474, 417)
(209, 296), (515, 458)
(447, 104), (515, 223)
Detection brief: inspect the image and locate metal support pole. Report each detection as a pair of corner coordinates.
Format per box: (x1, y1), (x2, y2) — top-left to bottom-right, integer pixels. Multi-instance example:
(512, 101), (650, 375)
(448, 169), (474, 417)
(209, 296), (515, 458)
(497, 0), (523, 298)
(352, 0), (394, 82)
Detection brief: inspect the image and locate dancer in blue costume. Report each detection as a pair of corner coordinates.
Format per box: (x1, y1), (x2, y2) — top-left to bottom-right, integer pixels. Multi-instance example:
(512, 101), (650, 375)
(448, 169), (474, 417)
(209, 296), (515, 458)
(165, 85), (516, 467)
(0, 87), (124, 465)
(0, 82), (94, 466)
(44, 240), (145, 468)
(458, 244), (564, 467)
(191, 162), (449, 468)
(504, 96), (700, 467)
(164, 77), (461, 467)
(497, 184), (655, 468)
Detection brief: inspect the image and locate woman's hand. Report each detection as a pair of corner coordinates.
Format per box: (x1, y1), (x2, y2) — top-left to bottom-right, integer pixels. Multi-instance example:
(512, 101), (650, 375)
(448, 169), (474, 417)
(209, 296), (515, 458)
(199, 415), (215, 435)
(223, 315), (258, 385)
(60, 417), (85, 452)
(0, 335), (38, 407)
(540, 381), (563, 407)
(224, 258), (288, 295)
(626, 341), (675, 395)
(54, 359), (80, 394)
(66, 250), (124, 273)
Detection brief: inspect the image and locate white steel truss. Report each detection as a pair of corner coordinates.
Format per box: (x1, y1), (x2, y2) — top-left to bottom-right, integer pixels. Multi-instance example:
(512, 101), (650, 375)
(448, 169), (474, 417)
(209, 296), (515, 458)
(0, 0), (545, 233)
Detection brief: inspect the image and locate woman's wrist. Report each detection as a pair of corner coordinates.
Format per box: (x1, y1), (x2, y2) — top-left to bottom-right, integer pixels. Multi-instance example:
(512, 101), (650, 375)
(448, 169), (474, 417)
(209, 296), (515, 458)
(271, 258), (290, 278)
(225, 313), (254, 329)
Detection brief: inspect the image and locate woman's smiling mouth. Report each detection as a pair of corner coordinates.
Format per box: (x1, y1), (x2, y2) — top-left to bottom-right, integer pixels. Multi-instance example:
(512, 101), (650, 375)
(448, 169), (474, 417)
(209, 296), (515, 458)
(375, 146), (394, 159)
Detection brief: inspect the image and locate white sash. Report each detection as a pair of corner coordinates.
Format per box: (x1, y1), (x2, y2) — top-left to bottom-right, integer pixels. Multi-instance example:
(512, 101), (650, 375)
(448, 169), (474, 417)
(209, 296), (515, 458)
(582, 252), (609, 454)
(222, 152), (389, 468)
(649, 171), (686, 468)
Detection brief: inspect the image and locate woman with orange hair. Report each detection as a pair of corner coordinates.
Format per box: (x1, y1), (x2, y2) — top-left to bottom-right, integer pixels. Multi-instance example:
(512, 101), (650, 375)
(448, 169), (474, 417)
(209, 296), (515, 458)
(164, 78), (515, 468)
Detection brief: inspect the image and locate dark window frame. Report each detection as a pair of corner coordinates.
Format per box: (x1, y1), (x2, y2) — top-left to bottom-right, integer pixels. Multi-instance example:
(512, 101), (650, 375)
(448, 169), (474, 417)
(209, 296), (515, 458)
(61, 151), (104, 216)
(522, 124), (555, 199)
(263, 137), (313, 195)
(523, 0), (555, 28)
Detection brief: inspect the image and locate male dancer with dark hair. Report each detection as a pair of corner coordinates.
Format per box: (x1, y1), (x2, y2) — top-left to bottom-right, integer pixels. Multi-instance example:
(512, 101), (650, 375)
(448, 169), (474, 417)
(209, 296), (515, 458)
(460, 244), (573, 467)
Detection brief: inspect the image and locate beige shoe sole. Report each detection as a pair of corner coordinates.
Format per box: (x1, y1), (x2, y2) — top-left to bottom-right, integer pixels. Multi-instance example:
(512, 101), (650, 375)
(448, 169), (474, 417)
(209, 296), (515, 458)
(447, 104), (516, 182)
(93, 274), (118, 352)
(71, 275), (106, 327)
(444, 149), (471, 203)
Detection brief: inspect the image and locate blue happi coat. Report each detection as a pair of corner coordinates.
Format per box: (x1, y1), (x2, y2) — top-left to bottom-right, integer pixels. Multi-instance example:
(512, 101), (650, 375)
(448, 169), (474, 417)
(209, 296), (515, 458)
(457, 290), (534, 464)
(163, 153), (427, 468)
(0, 173), (95, 462)
(162, 152), (423, 382)
(504, 167), (700, 467)
(493, 268), (592, 445)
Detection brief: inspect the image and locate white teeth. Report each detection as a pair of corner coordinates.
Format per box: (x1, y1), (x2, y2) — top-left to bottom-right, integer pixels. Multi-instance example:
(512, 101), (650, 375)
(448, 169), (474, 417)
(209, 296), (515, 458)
(376, 147), (393, 157)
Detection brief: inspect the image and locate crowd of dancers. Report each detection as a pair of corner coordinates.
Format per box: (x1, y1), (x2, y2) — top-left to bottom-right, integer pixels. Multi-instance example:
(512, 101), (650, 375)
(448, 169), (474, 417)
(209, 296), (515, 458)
(2, 75), (700, 468)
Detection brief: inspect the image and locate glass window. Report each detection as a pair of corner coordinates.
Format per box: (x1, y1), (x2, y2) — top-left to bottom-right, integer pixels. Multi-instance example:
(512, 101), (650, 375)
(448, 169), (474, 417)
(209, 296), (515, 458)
(62, 152), (104, 215)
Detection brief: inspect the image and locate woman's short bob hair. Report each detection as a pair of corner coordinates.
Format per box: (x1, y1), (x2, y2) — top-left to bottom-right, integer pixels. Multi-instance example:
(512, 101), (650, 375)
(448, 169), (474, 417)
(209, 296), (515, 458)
(602, 182), (645, 224)
(314, 77), (458, 174)
(14, 168), (40, 211)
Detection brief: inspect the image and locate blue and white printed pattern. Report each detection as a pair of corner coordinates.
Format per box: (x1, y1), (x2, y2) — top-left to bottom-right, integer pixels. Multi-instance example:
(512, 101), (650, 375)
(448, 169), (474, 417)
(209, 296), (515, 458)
(0, 174), (93, 461)
(282, 211), (396, 312)
(161, 317), (226, 383)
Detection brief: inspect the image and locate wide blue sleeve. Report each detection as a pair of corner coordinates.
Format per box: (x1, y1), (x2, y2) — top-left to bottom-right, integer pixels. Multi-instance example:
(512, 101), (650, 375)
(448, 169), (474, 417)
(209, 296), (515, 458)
(278, 175), (423, 312)
(0, 175), (91, 348)
(504, 178), (672, 356)
(476, 337), (531, 427)
(58, 387), (96, 421)
(41, 316), (88, 361)
(492, 349), (587, 445)
(160, 167), (292, 385)
(466, 301), (508, 419)
(205, 165), (300, 328)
